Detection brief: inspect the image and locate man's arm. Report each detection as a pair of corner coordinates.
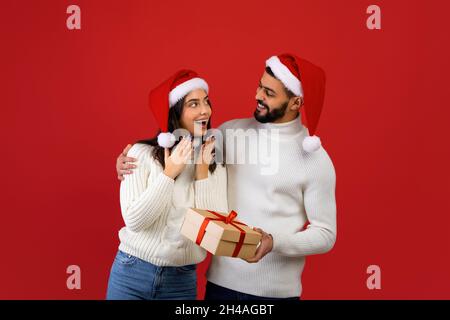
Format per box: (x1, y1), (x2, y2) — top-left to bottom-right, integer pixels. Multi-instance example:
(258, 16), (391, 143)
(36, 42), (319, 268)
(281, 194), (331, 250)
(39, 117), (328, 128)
(117, 144), (137, 181)
(271, 150), (337, 257)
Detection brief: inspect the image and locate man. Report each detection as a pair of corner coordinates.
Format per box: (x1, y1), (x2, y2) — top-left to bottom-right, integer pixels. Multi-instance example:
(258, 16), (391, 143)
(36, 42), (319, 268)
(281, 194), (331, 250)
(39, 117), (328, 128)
(116, 53), (336, 300)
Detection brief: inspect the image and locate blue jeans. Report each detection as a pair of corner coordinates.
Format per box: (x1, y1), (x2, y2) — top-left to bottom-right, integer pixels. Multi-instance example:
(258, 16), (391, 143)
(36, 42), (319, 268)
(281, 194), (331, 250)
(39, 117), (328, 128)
(204, 281), (299, 300)
(106, 250), (197, 300)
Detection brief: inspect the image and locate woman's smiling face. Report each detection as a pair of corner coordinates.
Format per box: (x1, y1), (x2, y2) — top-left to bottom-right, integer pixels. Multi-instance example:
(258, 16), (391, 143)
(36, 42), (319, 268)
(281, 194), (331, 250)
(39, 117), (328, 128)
(179, 89), (212, 136)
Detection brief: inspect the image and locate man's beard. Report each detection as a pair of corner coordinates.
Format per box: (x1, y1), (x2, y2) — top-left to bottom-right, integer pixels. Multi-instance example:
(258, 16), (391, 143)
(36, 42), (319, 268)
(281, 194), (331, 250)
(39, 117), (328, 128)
(254, 100), (289, 123)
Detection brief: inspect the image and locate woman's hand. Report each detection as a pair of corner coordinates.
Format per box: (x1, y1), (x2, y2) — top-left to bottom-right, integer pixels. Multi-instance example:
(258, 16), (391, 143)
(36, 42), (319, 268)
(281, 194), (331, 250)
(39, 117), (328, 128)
(163, 137), (193, 179)
(195, 137), (215, 180)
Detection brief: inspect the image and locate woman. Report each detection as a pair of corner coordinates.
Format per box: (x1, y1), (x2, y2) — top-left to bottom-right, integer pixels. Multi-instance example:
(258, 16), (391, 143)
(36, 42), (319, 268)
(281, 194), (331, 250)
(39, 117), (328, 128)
(106, 70), (228, 300)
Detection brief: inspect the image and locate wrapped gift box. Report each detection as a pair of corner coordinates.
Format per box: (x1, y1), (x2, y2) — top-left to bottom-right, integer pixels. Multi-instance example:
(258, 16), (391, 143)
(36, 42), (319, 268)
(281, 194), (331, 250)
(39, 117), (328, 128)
(180, 208), (262, 259)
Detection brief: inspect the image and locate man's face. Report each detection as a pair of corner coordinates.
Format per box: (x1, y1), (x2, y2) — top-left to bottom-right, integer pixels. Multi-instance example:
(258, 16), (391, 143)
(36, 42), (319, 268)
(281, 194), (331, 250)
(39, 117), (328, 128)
(254, 71), (292, 123)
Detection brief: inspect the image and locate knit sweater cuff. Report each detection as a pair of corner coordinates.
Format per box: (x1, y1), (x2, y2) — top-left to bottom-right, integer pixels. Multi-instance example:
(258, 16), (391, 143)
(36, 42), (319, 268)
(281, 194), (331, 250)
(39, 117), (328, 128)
(271, 228), (336, 257)
(194, 166), (228, 212)
(155, 171), (175, 192)
(271, 230), (290, 254)
(194, 176), (213, 210)
(270, 229), (314, 257)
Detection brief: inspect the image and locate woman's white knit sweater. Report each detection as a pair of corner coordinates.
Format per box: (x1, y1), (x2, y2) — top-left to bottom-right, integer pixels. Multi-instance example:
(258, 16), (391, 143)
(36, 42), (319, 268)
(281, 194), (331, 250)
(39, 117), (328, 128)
(117, 143), (228, 267)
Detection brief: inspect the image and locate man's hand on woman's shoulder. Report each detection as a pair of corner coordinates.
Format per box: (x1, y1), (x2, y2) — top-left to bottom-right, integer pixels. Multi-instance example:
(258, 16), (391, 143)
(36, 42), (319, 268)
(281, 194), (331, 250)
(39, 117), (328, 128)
(117, 144), (137, 181)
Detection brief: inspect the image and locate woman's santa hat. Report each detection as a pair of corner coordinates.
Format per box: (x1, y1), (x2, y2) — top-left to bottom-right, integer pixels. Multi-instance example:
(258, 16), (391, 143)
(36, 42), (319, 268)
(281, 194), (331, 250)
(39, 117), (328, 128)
(148, 69), (209, 148)
(265, 53), (326, 153)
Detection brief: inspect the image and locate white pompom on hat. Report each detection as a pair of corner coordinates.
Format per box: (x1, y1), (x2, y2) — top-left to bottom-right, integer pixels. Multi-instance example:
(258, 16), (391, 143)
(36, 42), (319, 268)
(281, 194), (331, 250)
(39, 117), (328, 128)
(266, 54), (326, 153)
(157, 132), (177, 148)
(148, 70), (209, 148)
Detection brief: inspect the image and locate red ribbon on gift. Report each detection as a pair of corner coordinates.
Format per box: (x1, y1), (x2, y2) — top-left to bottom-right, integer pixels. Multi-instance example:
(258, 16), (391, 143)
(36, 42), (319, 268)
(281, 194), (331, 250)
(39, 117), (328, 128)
(195, 210), (247, 257)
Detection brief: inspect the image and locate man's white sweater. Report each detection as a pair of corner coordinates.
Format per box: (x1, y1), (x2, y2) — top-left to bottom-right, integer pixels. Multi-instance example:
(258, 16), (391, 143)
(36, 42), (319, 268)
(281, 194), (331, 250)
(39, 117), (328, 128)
(206, 115), (337, 298)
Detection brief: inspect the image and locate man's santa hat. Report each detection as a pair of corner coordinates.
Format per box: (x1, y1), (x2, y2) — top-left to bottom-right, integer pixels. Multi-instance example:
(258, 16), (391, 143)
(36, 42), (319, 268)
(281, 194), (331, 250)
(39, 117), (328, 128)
(148, 69), (209, 148)
(265, 53), (326, 152)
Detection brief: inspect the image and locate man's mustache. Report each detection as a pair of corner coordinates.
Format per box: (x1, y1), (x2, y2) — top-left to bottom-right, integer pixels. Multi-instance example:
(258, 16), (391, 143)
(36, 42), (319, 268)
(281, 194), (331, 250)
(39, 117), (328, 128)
(256, 100), (269, 110)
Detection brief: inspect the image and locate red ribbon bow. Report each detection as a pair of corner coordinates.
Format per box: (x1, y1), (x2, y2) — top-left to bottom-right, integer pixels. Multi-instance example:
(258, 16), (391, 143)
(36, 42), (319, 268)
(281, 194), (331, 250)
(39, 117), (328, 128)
(195, 210), (247, 257)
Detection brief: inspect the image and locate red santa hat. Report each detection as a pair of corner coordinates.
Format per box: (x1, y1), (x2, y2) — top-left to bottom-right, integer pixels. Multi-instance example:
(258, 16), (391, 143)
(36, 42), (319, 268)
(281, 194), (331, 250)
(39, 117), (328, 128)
(148, 69), (209, 148)
(265, 53), (326, 153)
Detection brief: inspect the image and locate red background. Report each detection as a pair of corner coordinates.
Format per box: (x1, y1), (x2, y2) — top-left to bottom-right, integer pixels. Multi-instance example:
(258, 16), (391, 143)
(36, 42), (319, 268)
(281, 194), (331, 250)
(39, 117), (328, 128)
(1, 0), (449, 299)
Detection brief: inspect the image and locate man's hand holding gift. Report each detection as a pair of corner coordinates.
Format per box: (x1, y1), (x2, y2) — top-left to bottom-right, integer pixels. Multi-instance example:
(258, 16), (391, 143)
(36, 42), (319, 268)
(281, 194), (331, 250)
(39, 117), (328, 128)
(244, 228), (273, 263)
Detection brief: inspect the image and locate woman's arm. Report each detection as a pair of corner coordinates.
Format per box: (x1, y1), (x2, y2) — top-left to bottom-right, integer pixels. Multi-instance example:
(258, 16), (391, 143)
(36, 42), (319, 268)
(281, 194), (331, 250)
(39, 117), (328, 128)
(194, 138), (228, 212)
(194, 164), (228, 213)
(120, 144), (174, 233)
